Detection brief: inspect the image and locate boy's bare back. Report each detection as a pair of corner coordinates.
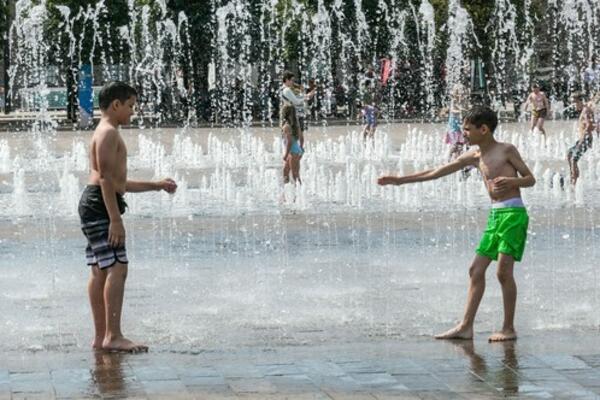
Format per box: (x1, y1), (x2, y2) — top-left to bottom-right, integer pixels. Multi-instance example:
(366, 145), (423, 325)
(89, 121), (128, 194)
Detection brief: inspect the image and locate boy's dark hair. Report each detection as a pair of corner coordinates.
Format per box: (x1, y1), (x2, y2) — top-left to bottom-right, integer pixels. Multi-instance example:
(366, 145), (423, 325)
(464, 106), (498, 133)
(282, 70), (294, 83)
(98, 82), (137, 110)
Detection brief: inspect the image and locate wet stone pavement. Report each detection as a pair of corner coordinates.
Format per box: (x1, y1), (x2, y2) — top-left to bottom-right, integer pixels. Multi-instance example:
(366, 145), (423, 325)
(1, 333), (600, 400)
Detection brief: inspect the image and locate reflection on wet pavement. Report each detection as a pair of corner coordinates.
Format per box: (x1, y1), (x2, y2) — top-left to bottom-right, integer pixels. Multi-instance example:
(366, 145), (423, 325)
(2, 335), (600, 399)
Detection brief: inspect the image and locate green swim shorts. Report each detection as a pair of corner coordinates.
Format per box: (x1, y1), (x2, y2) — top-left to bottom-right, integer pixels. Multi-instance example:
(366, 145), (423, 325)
(476, 207), (529, 262)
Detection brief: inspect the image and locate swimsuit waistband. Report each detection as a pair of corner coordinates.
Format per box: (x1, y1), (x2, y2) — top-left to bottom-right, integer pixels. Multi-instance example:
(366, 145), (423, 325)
(492, 197), (525, 209)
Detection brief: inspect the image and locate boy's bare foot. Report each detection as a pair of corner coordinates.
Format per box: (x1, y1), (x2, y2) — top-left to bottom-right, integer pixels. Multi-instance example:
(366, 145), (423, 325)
(102, 336), (148, 353)
(488, 329), (517, 342)
(92, 336), (104, 350)
(435, 324), (473, 340)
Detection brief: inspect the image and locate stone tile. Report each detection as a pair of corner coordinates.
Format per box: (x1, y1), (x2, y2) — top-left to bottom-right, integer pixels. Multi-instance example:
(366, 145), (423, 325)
(10, 393), (56, 400)
(392, 374), (449, 391)
(177, 366), (221, 378)
(256, 363), (303, 376)
(349, 373), (397, 386)
(267, 374), (320, 392)
(181, 375), (227, 386)
(0, 371), (8, 385)
(185, 384), (235, 397)
(379, 359), (429, 375)
(132, 365), (179, 381)
(298, 360), (347, 377)
(537, 355), (592, 370)
(577, 355), (600, 368)
(218, 365), (265, 379)
(9, 371), (51, 382)
(324, 392), (377, 400)
(228, 377), (278, 394)
(373, 394), (422, 400)
(337, 361), (385, 374)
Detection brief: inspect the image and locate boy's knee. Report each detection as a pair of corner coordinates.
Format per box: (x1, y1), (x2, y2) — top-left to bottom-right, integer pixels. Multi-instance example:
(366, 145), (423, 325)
(108, 263), (128, 280)
(469, 265), (485, 281)
(496, 265), (513, 284)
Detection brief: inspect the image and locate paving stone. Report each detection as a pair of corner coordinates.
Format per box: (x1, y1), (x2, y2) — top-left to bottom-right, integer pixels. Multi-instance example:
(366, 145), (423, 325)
(228, 377), (278, 394)
(298, 361), (347, 377)
(537, 355), (592, 370)
(256, 363), (304, 376)
(349, 372), (397, 386)
(393, 374), (449, 392)
(218, 365), (265, 378)
(323, 392), (377, 400)
(133, 365), (180, 381)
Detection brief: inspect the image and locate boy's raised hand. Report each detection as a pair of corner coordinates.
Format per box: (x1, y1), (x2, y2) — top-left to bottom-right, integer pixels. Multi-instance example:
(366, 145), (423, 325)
(159, 178), (178, 194)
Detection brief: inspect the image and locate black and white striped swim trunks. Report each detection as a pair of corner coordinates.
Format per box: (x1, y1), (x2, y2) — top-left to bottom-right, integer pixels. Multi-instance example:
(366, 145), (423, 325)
(79, 185), (128, 269)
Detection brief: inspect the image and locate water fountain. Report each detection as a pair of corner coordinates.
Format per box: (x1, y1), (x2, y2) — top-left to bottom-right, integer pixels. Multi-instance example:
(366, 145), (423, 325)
(1, 0), (600, 353)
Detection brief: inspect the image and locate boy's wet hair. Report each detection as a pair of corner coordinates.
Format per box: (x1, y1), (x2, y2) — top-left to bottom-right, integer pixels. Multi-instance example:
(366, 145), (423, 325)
(464, 106), (498, 133)
(98, 82), (137, 110)
(282, 70), (295, 83)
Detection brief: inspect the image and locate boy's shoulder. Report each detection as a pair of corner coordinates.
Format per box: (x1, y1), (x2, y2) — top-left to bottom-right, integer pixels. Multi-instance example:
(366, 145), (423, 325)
(495, 141), (519, 154)
(93, 121), (119, 137)
(92, 122), (121, 144)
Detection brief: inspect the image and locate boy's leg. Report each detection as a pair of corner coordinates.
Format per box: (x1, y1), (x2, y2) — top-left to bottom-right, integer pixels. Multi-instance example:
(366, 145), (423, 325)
(537, 117), (547, 136)
(529, 116), (538, 133)
(283, 157), (291, 184)
(568, 149), (579, 184)
(88, 265), (108, 349)
(102, 262), (148, 352)
(435, 254), (492, 339)
(489, 253), (517, 342)
(291, 155), (302, 184)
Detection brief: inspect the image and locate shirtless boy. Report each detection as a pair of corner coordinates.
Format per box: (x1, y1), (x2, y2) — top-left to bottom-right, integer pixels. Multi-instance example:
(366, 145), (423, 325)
(78, 82), (177, 352)
(378, 107), (535, 342)
(525, 83), (550, 137)
(567, 94), (595, 185)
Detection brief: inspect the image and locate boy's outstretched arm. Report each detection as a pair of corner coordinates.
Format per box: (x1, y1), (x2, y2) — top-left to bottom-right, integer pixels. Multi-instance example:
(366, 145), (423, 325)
(126, 179), (177, 193)
(378, 151), (478, 186)
(492, 145), (536, 194)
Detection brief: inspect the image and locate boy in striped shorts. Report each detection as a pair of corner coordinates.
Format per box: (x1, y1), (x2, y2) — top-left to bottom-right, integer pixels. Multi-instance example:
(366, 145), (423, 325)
(79, 82), (177, 353)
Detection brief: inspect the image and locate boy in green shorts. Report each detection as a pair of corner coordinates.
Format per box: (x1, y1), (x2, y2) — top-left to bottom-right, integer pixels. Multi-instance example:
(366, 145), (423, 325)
(378, 106), (535, 342)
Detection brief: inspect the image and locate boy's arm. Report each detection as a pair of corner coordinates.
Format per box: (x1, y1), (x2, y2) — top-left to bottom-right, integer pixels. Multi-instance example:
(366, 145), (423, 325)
(523, 94), (530, 110)
(544, 94), (551, 111)
(126, 179), (177, 193)
(96, 130), (125, 248)
(282, 87), (305, 107)
(378, 151), (478, 186)
(493, 145), (536, 193)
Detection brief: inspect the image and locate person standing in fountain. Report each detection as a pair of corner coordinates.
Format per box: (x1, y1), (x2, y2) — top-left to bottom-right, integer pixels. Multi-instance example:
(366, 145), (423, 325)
(567, 94), (595, 185)
(378, 107), (535, 342)
(524, 83), (550, 137)
(281, 71), (316, 135)
(78, 82), (177, 353)
(361, 80), (378, 139)
(281, 102), (304, 184)
(445, 84), (468, 161)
